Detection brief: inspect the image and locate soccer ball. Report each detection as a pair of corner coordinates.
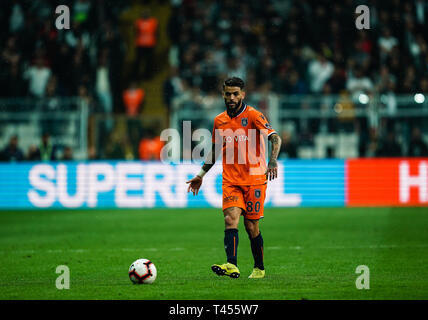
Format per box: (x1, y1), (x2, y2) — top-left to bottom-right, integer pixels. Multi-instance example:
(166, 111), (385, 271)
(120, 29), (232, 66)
(128, 259), (157, 284)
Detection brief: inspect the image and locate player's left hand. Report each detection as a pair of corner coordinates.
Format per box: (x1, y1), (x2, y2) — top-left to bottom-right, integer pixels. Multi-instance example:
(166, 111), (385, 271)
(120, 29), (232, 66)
(265, 159), (278, 181)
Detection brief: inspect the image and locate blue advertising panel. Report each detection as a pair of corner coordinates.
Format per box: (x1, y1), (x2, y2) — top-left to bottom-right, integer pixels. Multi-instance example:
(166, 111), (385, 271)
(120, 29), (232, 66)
(0, 160), (345, 209)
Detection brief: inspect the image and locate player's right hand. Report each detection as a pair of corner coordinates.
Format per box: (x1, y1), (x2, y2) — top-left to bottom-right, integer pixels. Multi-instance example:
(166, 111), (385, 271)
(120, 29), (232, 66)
(186, 176), (203, 196)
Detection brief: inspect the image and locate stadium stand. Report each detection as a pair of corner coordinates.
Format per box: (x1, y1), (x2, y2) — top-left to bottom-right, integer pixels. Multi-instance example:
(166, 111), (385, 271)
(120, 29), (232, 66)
(168, 0), (428, 158)
(0, 0), (428, 160)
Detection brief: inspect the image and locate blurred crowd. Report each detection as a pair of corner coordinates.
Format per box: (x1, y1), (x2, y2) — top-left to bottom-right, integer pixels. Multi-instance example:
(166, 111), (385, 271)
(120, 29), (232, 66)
(166, 0), (428, 98)
(0, 133), (72, 162)
(0, 0), (126, 110)
(1, 0), (428, 161)
(164, 0), (428, 157)
(0, 0), (130, 160)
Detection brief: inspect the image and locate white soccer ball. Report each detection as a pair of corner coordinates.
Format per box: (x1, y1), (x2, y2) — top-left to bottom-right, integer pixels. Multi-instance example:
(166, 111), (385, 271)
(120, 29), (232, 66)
(128, 259), (157, 284)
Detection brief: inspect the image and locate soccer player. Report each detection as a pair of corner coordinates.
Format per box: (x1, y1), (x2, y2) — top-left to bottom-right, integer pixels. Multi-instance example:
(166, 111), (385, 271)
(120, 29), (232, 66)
(186, 77), (281, 279)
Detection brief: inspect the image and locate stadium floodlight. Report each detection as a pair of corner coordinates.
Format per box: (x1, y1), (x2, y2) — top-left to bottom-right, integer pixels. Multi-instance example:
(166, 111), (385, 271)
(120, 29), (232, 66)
(414, 93), (425, 104)
(358, 93), (369, 104)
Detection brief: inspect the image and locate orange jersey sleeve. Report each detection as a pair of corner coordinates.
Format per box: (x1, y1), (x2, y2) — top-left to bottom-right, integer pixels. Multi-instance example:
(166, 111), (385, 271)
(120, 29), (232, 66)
(211, 105), (277, 186)
(250, 109), (277, 138)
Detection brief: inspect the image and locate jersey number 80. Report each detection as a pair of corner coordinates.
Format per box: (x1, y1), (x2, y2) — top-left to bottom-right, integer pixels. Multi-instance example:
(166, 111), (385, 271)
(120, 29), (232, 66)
(246, 201), (260, 213)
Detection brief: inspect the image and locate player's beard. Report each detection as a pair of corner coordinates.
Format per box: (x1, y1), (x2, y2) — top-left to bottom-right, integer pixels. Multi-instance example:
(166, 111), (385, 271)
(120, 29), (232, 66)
(225, 99), (242, 117)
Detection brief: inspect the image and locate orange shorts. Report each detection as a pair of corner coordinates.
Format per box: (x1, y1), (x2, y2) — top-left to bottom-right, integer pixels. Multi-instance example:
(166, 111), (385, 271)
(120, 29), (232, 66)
(222, 183), (267, 220)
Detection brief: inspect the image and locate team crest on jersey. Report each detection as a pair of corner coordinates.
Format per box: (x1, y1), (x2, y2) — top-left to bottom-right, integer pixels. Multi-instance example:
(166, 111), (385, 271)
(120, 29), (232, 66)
(241, 118), (248, 127)
(255, 189), (261, 198)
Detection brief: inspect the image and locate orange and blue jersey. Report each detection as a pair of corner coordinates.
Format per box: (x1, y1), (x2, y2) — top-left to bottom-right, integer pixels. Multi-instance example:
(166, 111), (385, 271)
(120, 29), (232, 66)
(211, 103), (277, 186)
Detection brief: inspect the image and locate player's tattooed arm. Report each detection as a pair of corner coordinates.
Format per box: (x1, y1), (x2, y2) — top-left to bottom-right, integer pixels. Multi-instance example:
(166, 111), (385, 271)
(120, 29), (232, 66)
(269, 133), (281, 160)
(266, 133), (281, 181)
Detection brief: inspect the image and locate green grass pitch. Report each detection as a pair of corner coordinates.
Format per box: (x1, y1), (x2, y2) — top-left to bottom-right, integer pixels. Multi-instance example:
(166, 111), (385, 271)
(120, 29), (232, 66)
(0, 207), (427, 300)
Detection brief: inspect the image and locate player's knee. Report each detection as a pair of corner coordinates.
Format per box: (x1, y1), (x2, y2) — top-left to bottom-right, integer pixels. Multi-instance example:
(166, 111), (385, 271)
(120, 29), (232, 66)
(224, 208), (240, 228)
(224, 214), (238, 228)
(245, 221), (259, 238)
(246, 227), (258, 238)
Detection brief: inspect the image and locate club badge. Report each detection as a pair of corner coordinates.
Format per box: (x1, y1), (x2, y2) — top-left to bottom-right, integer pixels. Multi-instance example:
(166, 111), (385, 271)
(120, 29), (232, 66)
(241, 118), (248, 127)
(255, 189), (261, 198)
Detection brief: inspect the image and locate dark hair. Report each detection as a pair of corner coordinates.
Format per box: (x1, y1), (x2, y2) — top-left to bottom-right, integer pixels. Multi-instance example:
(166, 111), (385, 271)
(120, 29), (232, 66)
(223, 77), (245, 90)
